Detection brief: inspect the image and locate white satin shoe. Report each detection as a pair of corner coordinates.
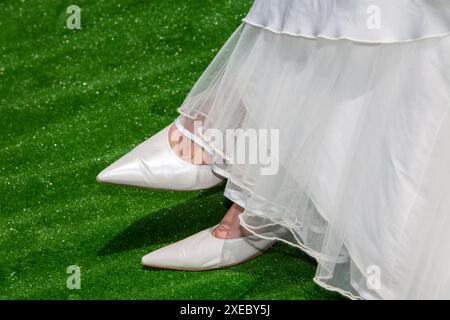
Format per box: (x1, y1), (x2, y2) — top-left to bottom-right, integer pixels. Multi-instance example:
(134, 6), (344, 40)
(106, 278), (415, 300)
(96, 124), (224, 191)
(141, 226), (275, 270)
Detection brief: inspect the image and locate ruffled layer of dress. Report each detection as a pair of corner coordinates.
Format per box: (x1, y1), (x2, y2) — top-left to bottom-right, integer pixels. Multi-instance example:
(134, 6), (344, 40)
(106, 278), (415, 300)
(243, 0), (450, 43)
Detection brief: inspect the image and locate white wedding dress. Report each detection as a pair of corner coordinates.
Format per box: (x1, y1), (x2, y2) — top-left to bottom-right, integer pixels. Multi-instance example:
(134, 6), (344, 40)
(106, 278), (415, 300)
(175, 0), (450, 299)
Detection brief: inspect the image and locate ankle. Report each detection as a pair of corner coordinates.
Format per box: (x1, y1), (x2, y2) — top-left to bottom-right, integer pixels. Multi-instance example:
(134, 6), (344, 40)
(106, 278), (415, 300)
(212, 204), (252, 239)
(168, 124), (212, 165)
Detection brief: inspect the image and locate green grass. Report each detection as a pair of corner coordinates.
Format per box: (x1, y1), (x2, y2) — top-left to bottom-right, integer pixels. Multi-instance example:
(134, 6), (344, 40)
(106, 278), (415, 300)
(0, 0), (340, 299)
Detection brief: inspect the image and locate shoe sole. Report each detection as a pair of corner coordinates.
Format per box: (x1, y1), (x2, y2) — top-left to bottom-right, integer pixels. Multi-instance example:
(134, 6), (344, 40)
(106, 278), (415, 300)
(141, 241), (276, 271)
(96, 177), (225, 192)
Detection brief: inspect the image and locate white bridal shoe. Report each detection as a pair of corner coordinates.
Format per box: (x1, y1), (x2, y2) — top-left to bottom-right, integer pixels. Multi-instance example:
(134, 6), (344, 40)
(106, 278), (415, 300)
(96, 124), (224, 191)
(141, 226), (275, 270)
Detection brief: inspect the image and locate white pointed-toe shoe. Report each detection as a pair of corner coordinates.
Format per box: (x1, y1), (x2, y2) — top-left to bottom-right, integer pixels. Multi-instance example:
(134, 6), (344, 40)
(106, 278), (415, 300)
(141, 226), (275, 270)
(96, 124), (224, 191)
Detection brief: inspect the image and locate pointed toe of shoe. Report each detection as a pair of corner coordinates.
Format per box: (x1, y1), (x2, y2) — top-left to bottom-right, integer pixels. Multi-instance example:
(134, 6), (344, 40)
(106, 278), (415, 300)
(96, 167), (116, 184)
(141, 242), (201, 270)
(96, 157), (147, 187)
(141, 250), (167, 268)
(96, 168), (127, 185)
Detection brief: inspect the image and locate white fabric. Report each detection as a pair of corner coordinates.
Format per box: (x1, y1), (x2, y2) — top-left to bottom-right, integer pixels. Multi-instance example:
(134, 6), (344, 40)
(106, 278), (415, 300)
(244, 0), (450, 43)
(176, 1), (450, 299)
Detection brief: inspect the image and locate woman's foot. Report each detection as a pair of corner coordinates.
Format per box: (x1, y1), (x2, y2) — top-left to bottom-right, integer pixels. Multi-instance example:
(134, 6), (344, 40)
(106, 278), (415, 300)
(168, 124), (212, 165)
(212, 203), (253, 239)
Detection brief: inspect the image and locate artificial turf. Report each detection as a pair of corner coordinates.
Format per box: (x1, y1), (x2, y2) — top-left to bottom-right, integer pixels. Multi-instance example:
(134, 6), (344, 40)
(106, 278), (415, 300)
(0, 0), (341, 299)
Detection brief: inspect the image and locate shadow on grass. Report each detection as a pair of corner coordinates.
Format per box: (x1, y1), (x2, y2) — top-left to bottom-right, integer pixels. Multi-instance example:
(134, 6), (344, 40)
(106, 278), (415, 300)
(98, 186), (229, 256)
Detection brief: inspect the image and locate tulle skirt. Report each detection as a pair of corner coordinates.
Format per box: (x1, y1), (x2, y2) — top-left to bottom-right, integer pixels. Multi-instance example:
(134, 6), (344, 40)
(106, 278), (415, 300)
(176, 22), (450, 299)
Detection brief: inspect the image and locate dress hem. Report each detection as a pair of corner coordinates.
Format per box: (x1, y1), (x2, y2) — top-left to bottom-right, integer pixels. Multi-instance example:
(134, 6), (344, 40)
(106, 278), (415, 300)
(242, 18), (450, 44)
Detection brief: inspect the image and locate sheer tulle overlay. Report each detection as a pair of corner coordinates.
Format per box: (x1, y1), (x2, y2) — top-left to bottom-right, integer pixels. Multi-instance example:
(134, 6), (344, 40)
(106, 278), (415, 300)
(176, 20), (450, 299)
